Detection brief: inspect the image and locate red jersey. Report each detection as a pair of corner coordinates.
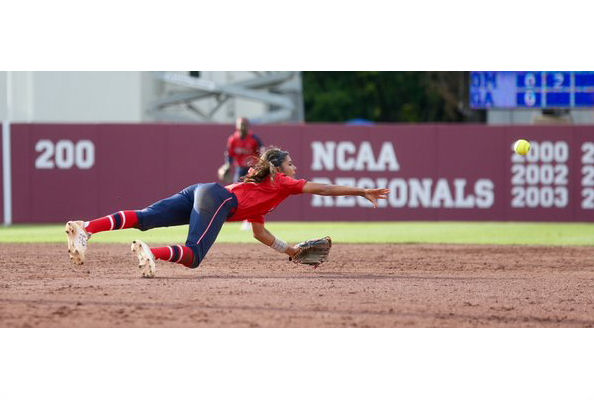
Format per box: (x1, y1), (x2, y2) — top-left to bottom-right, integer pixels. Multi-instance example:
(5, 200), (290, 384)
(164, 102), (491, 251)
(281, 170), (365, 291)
(227, 130), (262, 168)
(225, 173), (307, 223)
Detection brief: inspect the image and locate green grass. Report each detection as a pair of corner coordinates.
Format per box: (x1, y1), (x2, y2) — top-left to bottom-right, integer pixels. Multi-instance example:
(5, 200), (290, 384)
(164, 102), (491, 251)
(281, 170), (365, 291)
(0, 222), (593, 246)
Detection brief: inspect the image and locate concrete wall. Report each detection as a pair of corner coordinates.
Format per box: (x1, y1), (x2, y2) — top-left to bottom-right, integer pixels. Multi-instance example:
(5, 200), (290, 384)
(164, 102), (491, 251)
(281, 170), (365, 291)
(488, 109), (594, 125)
(0, 71), (299, 123)
(0, 71), (152, 122)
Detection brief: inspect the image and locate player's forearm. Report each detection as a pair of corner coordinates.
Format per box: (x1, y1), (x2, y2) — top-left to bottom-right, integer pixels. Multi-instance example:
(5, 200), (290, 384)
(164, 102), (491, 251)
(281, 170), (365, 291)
(316, 184), (366, 197)
(254, 228), (297, 256)
(223, 150), (233, 164)
(254, 227), (275, 246)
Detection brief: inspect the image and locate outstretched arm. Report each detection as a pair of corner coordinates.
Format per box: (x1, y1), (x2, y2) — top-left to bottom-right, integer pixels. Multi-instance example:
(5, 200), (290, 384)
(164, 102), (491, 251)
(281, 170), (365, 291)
(302, 182), (390, 208)
(251, 222), (299, 257)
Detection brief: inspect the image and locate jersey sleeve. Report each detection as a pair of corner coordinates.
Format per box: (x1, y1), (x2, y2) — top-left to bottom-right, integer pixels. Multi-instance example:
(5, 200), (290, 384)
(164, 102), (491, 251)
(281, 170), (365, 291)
(278, 174), (307, 194)
(227, 135), (237, 159)
(252, 134), (263, 149)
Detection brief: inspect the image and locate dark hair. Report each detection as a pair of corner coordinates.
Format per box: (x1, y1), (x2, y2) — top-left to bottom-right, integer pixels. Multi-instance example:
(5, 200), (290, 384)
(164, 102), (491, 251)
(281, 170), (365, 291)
(236, 117), (250, 130)
(242, 147), (289, 184)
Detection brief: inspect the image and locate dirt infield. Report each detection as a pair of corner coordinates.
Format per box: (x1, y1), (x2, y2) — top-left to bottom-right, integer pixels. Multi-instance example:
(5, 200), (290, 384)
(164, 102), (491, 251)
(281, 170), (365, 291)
(1, 243), (593, 327)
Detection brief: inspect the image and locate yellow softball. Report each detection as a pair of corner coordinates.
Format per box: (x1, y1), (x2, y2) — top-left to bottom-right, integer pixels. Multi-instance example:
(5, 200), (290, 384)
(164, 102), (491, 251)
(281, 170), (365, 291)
(513, 139), (531, 156)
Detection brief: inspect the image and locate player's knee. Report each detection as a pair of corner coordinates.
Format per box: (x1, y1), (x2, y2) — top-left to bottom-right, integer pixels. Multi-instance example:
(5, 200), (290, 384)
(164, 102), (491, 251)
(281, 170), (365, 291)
(180, 255), (200, 269)
(135, 210), (154, 231)
(184, 246), (202, 268)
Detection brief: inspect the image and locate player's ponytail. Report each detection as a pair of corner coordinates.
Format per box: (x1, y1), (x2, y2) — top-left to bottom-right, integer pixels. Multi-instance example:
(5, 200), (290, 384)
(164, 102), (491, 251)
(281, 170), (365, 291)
(267, 160), (276, 177)
(242, 147), (289, 184)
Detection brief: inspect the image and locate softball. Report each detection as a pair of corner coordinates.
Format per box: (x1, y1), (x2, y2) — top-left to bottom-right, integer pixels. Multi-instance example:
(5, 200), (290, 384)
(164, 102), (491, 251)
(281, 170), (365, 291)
(513, 139), (531, 156)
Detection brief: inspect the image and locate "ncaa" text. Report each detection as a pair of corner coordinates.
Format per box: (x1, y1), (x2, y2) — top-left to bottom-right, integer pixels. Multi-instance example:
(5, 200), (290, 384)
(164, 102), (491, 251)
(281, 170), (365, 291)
(311, 141), (400, 171)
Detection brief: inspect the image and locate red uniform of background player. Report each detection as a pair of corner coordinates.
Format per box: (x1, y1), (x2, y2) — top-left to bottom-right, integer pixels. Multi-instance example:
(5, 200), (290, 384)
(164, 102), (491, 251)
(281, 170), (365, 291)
(220, 117), (264, 183)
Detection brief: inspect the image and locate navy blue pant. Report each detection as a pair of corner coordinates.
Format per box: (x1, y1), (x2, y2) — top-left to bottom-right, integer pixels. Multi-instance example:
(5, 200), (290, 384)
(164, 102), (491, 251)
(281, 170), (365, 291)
(136, 183), (238, 268)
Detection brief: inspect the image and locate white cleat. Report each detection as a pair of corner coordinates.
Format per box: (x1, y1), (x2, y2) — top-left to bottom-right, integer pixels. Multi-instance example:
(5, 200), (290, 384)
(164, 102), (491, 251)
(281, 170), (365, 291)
(131, 240), (156, 278)
(65, 220), (90, 265)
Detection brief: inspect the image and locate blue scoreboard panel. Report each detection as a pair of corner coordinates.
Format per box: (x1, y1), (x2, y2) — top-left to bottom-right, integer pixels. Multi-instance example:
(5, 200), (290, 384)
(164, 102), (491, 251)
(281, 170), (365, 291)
(470, 71), (594, 109)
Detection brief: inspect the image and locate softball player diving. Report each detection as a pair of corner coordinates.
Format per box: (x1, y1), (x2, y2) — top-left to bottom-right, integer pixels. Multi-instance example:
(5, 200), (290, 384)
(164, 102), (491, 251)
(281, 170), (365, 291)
(66, 147), (389, 277)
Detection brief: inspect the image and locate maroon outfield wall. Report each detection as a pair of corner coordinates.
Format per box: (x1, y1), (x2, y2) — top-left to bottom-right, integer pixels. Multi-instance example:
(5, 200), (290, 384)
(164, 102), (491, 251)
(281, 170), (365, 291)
(6, 123), (594, 222)
(1, 122), (4, 223)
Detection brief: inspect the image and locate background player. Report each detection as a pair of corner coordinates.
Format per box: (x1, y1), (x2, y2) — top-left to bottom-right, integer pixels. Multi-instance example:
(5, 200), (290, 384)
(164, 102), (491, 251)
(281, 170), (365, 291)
(219, 117), (264, 184)
(66, 147), (389, 277)
(218, 117), (264, 230)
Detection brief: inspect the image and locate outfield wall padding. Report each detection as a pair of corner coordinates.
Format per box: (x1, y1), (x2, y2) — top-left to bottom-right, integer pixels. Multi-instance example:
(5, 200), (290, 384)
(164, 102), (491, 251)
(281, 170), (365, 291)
(0, 122), (4, 223)
(8, 123), (594, 222)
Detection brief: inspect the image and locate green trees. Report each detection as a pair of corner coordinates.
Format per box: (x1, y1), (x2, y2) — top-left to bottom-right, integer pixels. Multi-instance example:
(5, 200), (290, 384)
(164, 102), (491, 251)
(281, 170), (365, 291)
(302, 72), (484, 123)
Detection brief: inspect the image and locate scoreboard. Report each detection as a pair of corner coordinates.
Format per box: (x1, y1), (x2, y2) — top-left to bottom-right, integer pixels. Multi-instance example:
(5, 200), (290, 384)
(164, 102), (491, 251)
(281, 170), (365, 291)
(470, 71), (594, 109)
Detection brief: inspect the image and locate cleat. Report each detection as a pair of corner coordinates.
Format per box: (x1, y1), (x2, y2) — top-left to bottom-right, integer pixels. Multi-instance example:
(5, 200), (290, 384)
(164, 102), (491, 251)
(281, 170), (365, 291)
(131, 240), (156, 278)
(65, 221), (90, 265)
